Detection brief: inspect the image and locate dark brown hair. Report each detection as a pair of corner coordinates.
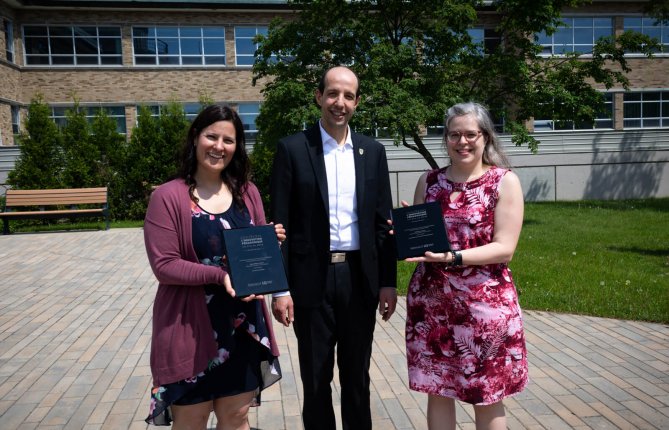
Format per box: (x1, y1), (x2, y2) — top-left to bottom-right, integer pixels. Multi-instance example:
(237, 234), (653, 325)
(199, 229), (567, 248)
(177, 104), (250, 209)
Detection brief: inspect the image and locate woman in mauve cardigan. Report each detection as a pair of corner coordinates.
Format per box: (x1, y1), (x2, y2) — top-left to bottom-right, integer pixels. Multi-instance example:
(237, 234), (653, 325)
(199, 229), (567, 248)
(143, 105), (283, 428)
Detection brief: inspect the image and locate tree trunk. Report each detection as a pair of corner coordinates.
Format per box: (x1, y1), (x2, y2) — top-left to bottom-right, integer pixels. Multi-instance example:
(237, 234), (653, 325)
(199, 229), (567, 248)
(400, 132), (440, 170)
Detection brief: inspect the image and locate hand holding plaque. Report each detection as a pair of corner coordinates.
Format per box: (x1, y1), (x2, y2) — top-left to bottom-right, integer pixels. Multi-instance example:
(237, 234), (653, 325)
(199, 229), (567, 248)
(222, 225), (289, 297)
(391, 201), (451, 260)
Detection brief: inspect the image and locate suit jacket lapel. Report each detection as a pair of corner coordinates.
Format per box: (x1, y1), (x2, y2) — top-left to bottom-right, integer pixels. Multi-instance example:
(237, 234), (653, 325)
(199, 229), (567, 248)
(305, 124), (329, 213)
(352, 133), (366, 210)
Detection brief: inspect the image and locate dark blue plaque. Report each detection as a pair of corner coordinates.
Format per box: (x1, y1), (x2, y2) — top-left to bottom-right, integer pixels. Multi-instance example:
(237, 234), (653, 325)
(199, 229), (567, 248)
(222, 225), (289, 297)
(391, 201), (451, 260)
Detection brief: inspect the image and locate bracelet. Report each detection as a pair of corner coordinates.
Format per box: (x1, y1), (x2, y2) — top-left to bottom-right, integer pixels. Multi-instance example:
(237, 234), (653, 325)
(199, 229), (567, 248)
(451, 250), (463, 266)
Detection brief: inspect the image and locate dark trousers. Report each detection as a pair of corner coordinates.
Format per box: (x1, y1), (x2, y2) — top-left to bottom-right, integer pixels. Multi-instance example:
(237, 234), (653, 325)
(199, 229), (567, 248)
(293, 254), (377, 430)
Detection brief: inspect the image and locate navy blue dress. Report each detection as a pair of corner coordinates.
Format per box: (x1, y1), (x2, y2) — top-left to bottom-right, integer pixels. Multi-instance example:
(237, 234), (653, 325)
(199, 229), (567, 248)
(145, 200), (282, 425)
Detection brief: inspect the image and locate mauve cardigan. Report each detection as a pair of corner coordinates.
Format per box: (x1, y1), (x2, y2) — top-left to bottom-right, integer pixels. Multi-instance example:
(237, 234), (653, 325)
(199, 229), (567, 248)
(144, 178), (280, 386)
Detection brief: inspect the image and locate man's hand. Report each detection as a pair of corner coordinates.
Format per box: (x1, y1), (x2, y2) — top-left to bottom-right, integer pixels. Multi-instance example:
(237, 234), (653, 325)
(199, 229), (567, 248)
(272, 295), (294, 327)
(378, 287), (397, 321)
(270, 222), (286, 243)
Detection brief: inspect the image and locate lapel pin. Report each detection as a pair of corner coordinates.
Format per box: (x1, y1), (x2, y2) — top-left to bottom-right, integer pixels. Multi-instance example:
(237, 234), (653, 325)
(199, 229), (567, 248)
(359, 148), (364, 155)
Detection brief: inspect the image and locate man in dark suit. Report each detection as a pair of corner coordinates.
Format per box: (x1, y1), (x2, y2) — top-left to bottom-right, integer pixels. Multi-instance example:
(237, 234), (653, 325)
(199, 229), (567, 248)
(270, 66), (398, 430)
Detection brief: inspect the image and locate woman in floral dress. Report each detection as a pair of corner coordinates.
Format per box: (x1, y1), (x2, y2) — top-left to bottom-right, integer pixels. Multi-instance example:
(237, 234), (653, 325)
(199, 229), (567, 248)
(143, 105), (283, 428)
(403, 102), (528, 429)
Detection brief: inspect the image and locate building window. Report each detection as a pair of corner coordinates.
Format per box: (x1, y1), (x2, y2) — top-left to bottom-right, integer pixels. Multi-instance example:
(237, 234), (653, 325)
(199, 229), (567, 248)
(4, 19), (14, 63)
(624, 17), (669, 54)
(132, 26), (225, 66)
(50, 106), (126, 134)
(623, 91), (669, 128)
(425, 124), (444, 137)
(237, 103), (260, 140)
(11, 105), (20, 134)
(235, 26), (268, 66)
(536, 17), (613, 55)
(142, 103), (202, 122)
(534, 93), (614, 131)
(468, 27), (501, 55)
(23, 25), (122, 66)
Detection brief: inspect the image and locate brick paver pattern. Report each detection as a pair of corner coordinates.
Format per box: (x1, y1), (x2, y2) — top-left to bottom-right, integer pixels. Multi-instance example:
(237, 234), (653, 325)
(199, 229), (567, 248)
(0, 229), (667, 429)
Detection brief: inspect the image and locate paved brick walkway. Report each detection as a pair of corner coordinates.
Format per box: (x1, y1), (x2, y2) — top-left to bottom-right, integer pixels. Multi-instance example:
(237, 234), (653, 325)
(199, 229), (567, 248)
(0, 228), (667, 429)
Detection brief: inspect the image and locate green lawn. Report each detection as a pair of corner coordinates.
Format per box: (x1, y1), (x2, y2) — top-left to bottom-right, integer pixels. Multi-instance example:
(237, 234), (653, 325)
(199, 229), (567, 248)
(397, 198), (669, 324)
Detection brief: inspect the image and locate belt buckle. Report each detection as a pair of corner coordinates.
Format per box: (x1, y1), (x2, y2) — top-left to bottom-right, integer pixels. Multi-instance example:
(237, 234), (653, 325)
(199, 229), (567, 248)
(330, 252), (346, 263)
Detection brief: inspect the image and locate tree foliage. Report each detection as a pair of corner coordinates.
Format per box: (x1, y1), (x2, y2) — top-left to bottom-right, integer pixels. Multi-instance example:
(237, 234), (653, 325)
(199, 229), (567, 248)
(252, 0), (658, 176)
(8, 94), (63, 189)
(90, 108), (128, 219)
(9, 96), (193, 220)
(646, 0), (669, 25)
(124, 101), (189, 219)
(61, 101), (100, 187)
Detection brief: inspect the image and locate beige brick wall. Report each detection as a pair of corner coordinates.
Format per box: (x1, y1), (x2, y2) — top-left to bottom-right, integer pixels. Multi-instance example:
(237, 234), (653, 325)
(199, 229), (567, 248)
(0, 63), (19, 100)
(0, 62), (20, 146)
(0, 103), (11, 146)
(11, 8), (280, 106)
(624, 58), (669, 87)
(19, 69), (265, 104)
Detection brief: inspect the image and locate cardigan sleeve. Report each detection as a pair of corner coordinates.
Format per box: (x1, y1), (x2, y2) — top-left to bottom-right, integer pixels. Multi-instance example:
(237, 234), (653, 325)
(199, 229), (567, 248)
(144, 184), (228, 287)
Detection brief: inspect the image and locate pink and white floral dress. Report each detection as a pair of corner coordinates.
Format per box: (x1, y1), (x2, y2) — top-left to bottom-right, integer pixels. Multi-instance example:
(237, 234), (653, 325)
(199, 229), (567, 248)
(406, 166), (528, 405)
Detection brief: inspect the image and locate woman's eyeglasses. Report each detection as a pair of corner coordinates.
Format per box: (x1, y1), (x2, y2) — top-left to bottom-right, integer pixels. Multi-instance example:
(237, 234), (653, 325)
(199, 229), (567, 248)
(446, 130), (482, 143)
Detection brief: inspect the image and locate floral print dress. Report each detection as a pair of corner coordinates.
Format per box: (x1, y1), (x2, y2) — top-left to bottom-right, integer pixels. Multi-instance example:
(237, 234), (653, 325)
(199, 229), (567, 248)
(145, 201), (281, 425)
(406, 166), (528, 405)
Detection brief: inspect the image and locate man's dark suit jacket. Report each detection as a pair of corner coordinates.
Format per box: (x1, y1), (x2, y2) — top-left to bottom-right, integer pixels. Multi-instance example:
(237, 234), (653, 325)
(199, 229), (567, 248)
(270, 123), (397, 307)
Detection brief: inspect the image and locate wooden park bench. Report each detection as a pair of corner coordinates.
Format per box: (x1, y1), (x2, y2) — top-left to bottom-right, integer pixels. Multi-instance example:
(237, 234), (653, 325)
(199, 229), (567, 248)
(0, 187), (110, 235)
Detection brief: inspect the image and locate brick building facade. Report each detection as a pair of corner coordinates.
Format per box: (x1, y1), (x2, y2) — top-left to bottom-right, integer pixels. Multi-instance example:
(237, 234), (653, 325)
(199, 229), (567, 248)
(0, 0), (667, 200)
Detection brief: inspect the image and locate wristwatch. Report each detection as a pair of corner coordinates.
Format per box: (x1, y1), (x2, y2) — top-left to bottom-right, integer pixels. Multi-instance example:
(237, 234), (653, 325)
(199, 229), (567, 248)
(451, 250), (463, 266)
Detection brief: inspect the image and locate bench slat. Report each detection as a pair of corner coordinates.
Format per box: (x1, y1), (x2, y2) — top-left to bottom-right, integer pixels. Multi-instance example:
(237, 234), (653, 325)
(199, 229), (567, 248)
(1, 187), (109, 234)
(7, 196), (107, 205)
(0, 209), (105, 217)
(6, 188), (107, 206)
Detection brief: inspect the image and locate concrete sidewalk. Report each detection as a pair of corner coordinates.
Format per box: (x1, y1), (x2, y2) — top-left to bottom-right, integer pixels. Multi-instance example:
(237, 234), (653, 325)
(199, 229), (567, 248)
(0, 228), (667, 429)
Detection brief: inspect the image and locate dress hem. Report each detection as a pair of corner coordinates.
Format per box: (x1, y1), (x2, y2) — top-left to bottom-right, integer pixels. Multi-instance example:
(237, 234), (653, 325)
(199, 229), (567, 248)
(409, 377), (529, 406)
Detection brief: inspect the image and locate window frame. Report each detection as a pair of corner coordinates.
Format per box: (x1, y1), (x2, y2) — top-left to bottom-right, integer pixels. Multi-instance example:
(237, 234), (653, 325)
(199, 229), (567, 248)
(4, 18), (14, 63)
(467, 27), (502, 56)
(132, 26), (226, 67)
(23, 25), (123, 66)
(11, 105), (20, 135)
(234, 26), (269, 67)
(623, 16), (669, 56)
(237, 102), (261, 140)
(50, 105), (127, 134)
(141, 103), (202, 122)
(533, 92), (614, 132)
(536, 16), (614, 56)
(623, 91), (669, 129)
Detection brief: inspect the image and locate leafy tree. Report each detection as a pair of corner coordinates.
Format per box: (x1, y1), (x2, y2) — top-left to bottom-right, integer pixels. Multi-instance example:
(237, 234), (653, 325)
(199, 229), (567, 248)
(157, 100), (189, 180)
(125, 106), (161, 219)
(253, 0), (657, 174)
(90, 108), (128, 219)
(124, 101), (188, 219)
(61, 102), (100, 187)
(8, 94), (63, 189)
(646, 0), (669, 24)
